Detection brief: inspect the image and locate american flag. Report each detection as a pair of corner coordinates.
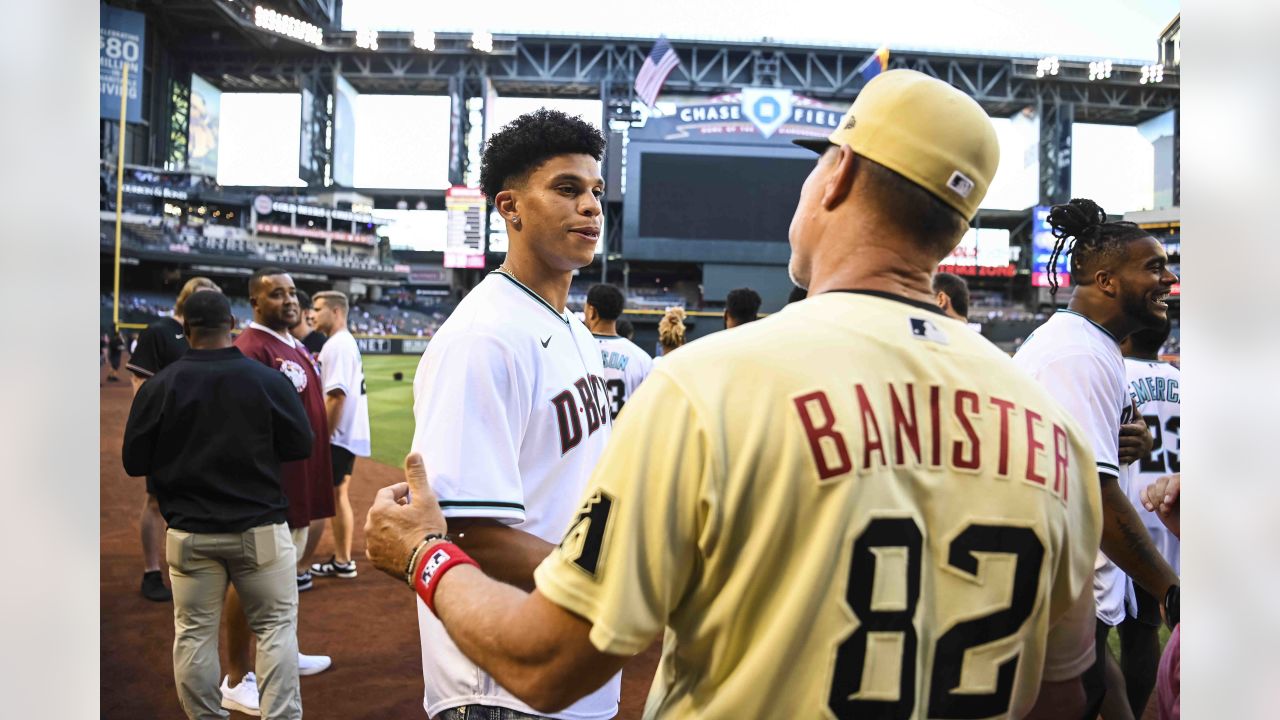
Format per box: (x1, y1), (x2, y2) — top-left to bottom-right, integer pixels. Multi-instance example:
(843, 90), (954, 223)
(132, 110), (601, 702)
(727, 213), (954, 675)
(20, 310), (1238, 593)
(635, 36), (681, 107)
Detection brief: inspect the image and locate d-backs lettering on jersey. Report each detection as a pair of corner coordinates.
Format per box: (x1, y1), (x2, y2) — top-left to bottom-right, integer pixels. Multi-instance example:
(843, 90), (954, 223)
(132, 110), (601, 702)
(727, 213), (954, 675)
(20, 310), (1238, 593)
(594, 334), (654, 419)
(1013, 309), (1131, 626)
(411, 271), (618, 720)
(1124, 357), (1181, 573)
(536, 292), (1103, 720)
(551, 374), (611, 454)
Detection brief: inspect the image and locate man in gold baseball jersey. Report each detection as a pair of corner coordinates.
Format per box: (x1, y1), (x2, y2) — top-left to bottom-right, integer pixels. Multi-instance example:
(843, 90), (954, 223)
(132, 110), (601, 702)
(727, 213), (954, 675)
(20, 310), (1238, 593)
(366, 70), (1103, 720)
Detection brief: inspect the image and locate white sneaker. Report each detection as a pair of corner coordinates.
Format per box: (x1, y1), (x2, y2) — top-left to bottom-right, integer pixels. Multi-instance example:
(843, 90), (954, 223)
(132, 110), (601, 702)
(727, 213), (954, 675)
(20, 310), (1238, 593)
(220, 672), (261, 716)
(298, 652), (332, 676)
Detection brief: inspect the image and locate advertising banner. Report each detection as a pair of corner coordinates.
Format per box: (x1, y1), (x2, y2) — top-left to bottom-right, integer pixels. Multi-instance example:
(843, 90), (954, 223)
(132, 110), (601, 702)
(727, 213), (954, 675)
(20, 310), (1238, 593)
(332, 75), (358, 187)
(630, 89), (844, 145)
(187, 74), (222, 176)
(100, 5), (146, 123)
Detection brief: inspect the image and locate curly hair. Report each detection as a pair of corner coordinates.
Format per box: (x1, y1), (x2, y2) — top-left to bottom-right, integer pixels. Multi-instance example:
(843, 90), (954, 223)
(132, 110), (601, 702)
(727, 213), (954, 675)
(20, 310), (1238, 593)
(1045, 198), (1150, 297)
(586, 283), (625, 321)
(658, 306), (687, 353)
(480, 109), (606, 200)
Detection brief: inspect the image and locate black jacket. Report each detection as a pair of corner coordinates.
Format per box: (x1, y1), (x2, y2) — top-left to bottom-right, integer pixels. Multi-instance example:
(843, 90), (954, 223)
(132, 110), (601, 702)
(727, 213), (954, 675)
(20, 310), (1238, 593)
(122, 346), (313, 533)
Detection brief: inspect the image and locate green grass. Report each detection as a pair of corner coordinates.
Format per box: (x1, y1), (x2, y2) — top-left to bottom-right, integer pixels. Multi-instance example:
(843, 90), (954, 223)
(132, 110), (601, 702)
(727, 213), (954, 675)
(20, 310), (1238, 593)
(1107, 619), (1172, 661)
(362, 355), (422, 468)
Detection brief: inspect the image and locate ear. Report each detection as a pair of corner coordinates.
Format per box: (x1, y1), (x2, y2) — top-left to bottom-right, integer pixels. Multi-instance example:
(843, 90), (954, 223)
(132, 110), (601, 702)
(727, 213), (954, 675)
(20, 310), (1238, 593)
(494, 190), (518, 221)
(1093, 268), (1119, 297)
(820, 145), (857, 210)
(935, 292), (952, 312)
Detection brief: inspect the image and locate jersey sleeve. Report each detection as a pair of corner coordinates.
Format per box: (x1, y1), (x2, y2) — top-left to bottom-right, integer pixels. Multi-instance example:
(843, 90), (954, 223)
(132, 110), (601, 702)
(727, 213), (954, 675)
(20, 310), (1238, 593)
(1042, 416), (1105, 681)
(411, 331), (531, 524)
(534, 369), (712, 656)
(627, 345), (654, 395)
(1032, 354), (1123, 479)
(318, 339), (354, 396)
(125, 324), (163, 378)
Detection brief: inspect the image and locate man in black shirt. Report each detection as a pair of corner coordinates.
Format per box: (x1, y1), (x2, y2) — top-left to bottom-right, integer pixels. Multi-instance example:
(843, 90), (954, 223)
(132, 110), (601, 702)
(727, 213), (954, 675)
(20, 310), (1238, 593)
(127, 276), (220, 602)
(123, 290), (313, 720)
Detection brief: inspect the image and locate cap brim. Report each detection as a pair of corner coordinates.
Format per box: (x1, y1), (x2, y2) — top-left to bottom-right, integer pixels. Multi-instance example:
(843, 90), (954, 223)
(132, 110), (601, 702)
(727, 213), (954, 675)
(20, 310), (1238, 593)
(792, 138), (836, 154)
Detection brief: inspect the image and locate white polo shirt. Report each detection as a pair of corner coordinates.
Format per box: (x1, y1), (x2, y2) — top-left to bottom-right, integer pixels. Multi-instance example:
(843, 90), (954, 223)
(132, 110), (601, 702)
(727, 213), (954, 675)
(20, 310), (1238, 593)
(411, 271), (618, 720)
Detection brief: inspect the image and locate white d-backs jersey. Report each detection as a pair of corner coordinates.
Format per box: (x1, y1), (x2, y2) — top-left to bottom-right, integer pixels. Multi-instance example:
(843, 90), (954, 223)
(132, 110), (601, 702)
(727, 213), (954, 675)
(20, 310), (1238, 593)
(411, 271), (619, 720)
(594, 334), (654, 420)
(1124, 357), (1181, 573)
(1013, 310), (1135, 625)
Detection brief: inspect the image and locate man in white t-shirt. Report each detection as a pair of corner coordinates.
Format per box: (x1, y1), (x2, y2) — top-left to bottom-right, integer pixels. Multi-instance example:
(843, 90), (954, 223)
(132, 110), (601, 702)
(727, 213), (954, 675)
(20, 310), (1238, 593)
(584, 283), (652, 420)
(306, 290), (371, 580)
(1012, 198), (1180, 719)
(409, 109), (619, 720)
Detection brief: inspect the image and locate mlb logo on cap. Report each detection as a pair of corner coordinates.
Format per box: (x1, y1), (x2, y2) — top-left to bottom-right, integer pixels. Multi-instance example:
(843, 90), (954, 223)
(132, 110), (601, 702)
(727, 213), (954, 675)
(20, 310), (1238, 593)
(946, 171), (975, 199)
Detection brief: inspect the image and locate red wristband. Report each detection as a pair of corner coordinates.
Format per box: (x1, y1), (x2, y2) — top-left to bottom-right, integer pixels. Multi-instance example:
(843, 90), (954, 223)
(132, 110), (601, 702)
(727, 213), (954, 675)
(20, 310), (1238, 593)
(412, 542), (479, 617)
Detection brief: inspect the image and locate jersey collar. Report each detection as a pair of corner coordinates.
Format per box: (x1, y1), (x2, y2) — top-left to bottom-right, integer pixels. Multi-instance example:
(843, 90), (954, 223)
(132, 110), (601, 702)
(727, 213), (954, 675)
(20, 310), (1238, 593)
(248, 321), (297, 348)
(1056, 309), (1120, 345)
(491, 270), (571, 325)
(826, 289), (947, 317)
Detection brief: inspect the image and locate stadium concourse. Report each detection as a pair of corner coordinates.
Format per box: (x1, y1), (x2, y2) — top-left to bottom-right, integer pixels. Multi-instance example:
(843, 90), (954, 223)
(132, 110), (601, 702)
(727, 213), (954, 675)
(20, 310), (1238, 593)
(99, 354), (660, 719)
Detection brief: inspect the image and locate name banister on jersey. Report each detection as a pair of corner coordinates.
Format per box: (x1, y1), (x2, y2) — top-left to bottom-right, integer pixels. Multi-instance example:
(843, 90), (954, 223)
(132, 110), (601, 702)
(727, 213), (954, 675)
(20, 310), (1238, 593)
(792, 383), (1072, 500)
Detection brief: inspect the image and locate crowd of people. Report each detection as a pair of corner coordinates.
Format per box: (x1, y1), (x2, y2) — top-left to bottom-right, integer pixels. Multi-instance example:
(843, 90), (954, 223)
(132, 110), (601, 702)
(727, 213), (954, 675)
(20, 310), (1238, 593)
(105, 220), (392, 272)
(113, 73), (1181, 720)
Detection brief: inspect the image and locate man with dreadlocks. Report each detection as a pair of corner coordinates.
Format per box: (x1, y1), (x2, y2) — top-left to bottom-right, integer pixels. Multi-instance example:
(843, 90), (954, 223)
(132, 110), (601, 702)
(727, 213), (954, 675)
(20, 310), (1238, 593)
(1012, 198), (1180, 720)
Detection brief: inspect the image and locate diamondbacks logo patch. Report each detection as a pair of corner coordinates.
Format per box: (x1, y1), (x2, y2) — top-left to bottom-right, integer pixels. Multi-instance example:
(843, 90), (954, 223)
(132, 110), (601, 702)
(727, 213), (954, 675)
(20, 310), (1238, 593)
(278, 358), (308, 392)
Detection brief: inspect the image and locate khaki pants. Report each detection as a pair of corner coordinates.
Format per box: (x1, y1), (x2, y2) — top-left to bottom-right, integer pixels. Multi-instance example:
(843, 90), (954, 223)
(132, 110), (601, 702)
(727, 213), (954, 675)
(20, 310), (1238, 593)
(167, 523), (300, 720)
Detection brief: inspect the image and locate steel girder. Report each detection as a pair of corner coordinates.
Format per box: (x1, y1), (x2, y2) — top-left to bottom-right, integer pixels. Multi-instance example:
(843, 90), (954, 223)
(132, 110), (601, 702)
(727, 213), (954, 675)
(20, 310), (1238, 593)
(183, 36), (1177, 125)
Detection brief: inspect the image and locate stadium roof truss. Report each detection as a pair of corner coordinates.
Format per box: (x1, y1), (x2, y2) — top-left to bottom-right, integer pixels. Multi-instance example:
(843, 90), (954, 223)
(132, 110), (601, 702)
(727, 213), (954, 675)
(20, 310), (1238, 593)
(186, 35), (1178, 125)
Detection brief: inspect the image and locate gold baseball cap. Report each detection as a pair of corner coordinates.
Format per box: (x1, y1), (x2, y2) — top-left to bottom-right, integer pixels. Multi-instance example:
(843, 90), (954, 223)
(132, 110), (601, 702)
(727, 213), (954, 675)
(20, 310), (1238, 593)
(794, 69), (1000, 220)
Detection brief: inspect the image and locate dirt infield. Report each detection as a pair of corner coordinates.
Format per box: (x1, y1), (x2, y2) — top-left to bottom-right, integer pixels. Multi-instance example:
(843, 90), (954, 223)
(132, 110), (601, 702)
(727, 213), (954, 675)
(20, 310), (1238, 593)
(100, 359), (659, 719)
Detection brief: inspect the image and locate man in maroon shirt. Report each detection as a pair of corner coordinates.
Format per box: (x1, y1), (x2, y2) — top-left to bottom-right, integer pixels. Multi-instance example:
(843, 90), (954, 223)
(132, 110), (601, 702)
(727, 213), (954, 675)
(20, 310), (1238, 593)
(220, 266), (335, 714)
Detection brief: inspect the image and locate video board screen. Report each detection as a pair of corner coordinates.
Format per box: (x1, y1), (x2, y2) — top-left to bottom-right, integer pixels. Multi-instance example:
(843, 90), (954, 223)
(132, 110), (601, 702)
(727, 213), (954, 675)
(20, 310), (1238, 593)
(623, 144), (815, 262)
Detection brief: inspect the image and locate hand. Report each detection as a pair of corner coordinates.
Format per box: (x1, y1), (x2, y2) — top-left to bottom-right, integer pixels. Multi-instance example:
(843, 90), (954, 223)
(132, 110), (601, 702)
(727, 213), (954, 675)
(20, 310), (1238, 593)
(364, 452), (448, 580)
(1141, 473), (1180, 538)
(1118, 401), (1152, 465)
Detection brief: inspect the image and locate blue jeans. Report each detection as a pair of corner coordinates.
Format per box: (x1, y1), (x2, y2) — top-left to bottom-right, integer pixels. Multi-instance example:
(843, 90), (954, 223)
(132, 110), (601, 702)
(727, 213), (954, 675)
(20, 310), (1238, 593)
(436, 705), (553, 720)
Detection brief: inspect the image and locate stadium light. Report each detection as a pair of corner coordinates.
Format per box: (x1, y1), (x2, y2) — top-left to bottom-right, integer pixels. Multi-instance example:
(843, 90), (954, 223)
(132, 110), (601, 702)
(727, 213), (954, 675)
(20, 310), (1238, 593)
(1035, 56), (1060, 78)
(356, 28), (379, 50)
(472, 31), (494, 53)
(413, 30), (436, 51)
(253, 6), (323, 47)
(1140, 63), (1165, 84)
(1088, 59), (1113, 81)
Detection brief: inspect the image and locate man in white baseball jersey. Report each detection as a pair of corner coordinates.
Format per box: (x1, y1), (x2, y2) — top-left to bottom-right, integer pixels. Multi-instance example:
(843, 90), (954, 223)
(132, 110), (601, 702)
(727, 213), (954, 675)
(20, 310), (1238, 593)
(409, 109), (617, 720)
(306, 290), (371, 579)
(369, 70), (1103, 720)
(1116, 318), (1180, 716)
(1011, 198), (1180, 719)
(584, 283), (652, 420)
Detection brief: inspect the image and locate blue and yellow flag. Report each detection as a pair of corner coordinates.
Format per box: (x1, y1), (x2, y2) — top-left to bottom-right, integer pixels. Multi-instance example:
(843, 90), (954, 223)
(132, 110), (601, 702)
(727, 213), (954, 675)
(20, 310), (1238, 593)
(860, 46), (890, 82)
